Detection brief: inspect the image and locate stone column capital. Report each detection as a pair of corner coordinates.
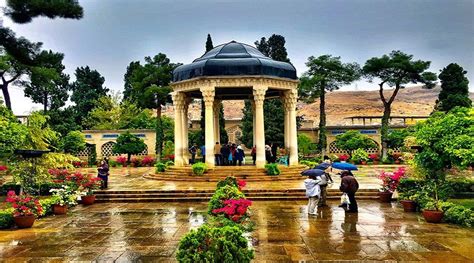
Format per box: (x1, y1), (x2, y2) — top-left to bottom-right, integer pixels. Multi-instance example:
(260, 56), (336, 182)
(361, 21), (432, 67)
(282, 89), (298, 110)
(253, 86), (268, 107)
(171, 92), (185, 110)
(200, 86), (215, 107)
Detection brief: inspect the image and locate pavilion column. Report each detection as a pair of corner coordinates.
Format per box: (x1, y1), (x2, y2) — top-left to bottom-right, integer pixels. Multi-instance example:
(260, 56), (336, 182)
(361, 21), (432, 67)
(253, 85), (268, 168)
(282, 97), (290, 152)
(201, 85), (216, 167)
(171, 92), (185, 166)
(213, 100), (221, 143)
(251, 101), (256, 147)
(182, 96), (192, 165)
(284, 89), (299, 166)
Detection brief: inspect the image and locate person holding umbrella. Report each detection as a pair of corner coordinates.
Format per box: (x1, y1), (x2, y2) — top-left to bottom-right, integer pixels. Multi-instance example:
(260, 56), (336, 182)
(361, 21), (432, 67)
(302, 169), (324, 215)
(339, 170), (359, 213)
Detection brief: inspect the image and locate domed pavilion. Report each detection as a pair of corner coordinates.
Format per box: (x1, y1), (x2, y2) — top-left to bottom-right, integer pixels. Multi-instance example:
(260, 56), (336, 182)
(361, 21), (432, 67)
(171, 41), (299, 168)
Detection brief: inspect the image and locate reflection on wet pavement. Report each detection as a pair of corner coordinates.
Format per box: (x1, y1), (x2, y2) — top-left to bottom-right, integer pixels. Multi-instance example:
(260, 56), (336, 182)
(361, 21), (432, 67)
(1, 201), (473, 262)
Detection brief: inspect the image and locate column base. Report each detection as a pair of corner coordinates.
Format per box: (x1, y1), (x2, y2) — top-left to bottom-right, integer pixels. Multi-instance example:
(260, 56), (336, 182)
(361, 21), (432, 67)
(256, 160), (266, 168)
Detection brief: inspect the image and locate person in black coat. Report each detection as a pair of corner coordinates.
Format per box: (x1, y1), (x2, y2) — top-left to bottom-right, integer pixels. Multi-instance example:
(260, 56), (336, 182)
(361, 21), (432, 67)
(220, 144), (230, 166)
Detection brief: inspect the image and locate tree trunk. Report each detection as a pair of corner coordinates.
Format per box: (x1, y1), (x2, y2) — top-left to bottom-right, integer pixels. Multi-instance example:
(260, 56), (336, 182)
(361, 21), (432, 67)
(381, 102), (391, 160)
(1, 83), (12, 110)
(127, 153), (131, 164)
(155, 105), (163, 162)
(43, 92), (48, 112)
(318, 88), (327, 157)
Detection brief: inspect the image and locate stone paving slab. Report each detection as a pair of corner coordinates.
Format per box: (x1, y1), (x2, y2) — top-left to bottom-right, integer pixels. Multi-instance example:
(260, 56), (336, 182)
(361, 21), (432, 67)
(0, 201), (473, 262)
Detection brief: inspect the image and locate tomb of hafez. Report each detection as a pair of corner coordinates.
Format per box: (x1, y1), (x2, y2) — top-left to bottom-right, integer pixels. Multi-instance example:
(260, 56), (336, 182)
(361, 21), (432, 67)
(170, 41), (299, 168)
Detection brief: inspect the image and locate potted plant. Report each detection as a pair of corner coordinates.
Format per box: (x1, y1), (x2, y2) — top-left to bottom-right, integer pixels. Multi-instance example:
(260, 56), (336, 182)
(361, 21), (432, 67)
(5, 191), (43, 228)
(378, 167), (406, 202)
(420, 181), (445, 223)
(351, 149), (369, 165)
(392, 153), (402, 164)
(338, 154), (349, 162)
(398, 192), (418, 212)
(116, 156), (127, 167)
(77, 173), (102, 205)
(50, 185), (79, 215)
(369, 154), (379, 165)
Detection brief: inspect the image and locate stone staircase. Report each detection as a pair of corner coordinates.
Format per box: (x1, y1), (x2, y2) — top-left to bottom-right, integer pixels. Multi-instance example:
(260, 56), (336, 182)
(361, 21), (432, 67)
(94, 188), (380, 202)
(143, 165), (307, 181)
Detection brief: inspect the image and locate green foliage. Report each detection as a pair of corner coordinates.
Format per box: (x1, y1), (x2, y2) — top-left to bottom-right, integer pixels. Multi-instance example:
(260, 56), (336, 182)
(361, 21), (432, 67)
(255, 34), (290, 62)
(413, 107), (473, 177)
(60, 131), (86, 154)
(387, 129), (411, 149)
(23, 50), (70, 111)
(4, 0), (83, 24)
(0, 208), (14, 229)
(298, 134), (316, 156)
(435, 63), (471, 112)
(351, 148), (369, 163)
(264, 163), (281, 175)
(162, 140), (174, 157)
(216, 176), (238, 190)
(192, 162), (207, 176)
(23, 111), (59, 151)
(176, 224), (254, 263)
(0, 105), (28, 158)
(70, 66), (109, 127)
(155, 162), (167, 173)
(439, 202), (474, 227)
(299, 160), (317, 168)
(335, 131), (376, 153)
(208, 185), (245, 214)
(112, 131), (146, 163)
(363, 51), (436, 158)
(46, 107), (82, 136)
(39, 196), (60, 217)
(299, 55), (361, 153)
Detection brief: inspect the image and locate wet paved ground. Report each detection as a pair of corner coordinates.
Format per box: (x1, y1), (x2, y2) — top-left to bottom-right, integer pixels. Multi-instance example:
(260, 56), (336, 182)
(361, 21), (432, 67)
(1, 201), (473, 262)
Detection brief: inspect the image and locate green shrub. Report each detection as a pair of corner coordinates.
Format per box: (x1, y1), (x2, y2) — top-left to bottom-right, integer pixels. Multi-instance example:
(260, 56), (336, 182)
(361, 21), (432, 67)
(192, 162), (207, 176)
(264, 163), (280, 175)
(439, 202), (474, 227)
(165, 160), (174, 167)
(39, 196), (60, 217)
(155, 162), (167, 173)
(216, 176), (238, 190)
(176, 224), (254, 263)
(208, 185), (245, 214)
(351, 148), (369, 163)
(0, 208), (14, 229)
(299, 160), (316, 168)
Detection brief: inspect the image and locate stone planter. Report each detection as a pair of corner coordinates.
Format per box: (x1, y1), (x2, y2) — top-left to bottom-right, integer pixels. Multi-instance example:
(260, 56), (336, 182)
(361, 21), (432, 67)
(14, 215), (36, 228)
(378, 191), (393, 202)
(373, 160), (379, 165)
(400, 200), (417, 212)
(422, 210), (444, 223)
(53, 204), (68, 215)
(361, 161), (367, 165)
(81, 195), (96, 205)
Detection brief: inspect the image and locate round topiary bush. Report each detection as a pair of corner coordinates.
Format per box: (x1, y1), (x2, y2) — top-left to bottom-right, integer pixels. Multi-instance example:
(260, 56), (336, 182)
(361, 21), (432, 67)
(176, 224), (254, 263)
(192, 162), (207, 175)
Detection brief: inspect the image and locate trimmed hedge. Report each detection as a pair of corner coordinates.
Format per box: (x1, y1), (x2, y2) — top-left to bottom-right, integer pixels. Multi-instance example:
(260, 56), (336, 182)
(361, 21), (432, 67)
(264, 163), (280, 175)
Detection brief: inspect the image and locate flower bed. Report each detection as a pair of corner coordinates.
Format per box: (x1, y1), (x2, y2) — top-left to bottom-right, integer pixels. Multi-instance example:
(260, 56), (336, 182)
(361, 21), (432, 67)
(177, 176), (254, 262)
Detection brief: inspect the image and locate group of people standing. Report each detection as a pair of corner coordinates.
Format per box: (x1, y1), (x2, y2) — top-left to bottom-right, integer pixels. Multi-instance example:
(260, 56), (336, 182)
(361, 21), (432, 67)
(304, 159), (359, 215)
(189, 142), (246, 166)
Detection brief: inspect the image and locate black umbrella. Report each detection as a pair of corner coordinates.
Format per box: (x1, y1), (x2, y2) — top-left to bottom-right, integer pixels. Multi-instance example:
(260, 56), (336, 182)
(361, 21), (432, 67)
(301, 169), (325, 177)
(314, 162), (330, 170)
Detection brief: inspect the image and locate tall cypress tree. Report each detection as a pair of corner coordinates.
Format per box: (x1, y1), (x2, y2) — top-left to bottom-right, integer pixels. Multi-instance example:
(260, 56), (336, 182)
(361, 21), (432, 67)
(435, 63), (471, 112)
(199, 34), (228, 144)
(240, 34), (289, 147)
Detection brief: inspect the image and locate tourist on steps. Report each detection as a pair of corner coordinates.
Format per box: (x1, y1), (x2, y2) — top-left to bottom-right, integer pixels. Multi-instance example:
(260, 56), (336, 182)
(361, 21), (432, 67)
(220, 144), (230, 166)
(189, 144), (197, 164)
(235, 145), (245, 166)
(200, 144), (206, 162)
(214, 142), (222, 166)
(251, 145), (256, 165)
(97, 158), (109, 189)
(304, 175), (321, 215)
(339, 171), (359, 213)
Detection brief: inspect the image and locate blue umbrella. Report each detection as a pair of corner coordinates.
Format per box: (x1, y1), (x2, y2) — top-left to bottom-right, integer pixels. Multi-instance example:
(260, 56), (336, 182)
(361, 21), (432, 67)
(331, 162), (358, 171)
(301, 169), (325, 177)
(314, 162), (331, 170)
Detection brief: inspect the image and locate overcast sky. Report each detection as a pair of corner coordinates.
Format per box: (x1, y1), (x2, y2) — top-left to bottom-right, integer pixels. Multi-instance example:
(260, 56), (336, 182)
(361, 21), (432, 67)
(2, 0), (473, 114)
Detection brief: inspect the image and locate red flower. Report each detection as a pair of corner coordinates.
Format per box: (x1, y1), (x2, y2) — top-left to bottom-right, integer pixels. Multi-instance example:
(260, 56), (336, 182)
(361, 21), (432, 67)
(339, 154), (350, 161)
(0, 165), (8, 171)
(237, 180), (246, 190)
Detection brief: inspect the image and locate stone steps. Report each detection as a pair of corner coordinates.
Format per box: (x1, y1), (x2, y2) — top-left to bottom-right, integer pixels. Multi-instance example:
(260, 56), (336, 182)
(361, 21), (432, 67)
(95, 189), (379, 202)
